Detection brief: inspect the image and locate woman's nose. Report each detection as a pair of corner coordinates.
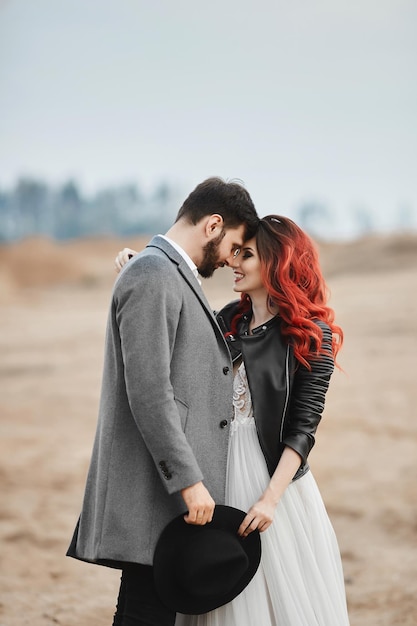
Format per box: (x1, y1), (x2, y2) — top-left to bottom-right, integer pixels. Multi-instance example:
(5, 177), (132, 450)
(227, 255), (239, 268)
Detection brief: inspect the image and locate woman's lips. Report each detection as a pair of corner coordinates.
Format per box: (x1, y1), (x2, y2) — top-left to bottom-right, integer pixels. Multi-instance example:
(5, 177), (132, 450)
(233, 272), (244, 282)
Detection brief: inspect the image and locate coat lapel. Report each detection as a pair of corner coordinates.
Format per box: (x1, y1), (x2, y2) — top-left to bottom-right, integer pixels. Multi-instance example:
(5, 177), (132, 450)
(146, 236), (229, 350)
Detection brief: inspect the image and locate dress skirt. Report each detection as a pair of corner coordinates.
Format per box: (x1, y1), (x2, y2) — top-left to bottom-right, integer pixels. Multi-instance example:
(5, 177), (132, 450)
(176, 365), (350, 626)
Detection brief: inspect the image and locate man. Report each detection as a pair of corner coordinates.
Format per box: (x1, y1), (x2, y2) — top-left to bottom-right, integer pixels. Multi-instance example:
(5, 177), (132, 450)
(67, 177), (259, 625)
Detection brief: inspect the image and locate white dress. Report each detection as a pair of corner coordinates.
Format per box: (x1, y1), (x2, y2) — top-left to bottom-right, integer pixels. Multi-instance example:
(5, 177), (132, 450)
(176, 363), (350, 626)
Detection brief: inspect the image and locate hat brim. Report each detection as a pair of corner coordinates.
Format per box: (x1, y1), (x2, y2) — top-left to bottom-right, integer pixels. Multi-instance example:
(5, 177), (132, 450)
(153, 505), (261, 615)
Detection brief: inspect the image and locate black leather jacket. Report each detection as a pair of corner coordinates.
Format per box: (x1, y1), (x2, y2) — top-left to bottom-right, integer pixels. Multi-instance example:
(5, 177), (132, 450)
(216, 300), (335, 481)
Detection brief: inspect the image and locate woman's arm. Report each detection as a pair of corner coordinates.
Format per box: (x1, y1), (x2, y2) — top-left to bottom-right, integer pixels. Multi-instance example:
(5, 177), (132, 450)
(238, 446), (302, 537)
(239, 322), (335, 537)
(282, 321), (334, 465)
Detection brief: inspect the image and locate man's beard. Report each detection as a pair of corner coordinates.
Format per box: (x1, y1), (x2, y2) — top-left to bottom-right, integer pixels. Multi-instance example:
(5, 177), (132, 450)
(197, 231), (226, 279)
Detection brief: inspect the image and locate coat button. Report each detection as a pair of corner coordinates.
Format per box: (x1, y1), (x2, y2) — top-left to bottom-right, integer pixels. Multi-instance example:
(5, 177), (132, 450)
(223, 366), (230, 375)
(219, 419), (228, 429)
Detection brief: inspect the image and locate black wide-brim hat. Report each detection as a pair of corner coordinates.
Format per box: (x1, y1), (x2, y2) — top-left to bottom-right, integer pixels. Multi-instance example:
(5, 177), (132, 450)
(153, 505), (261, 615)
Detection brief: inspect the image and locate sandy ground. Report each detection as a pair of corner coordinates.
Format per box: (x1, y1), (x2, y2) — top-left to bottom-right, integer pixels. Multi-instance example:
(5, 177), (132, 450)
(0, 233), (416, 626)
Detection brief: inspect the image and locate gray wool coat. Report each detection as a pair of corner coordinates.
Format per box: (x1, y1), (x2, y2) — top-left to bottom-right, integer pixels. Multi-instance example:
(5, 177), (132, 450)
(67, 236), (234, 567)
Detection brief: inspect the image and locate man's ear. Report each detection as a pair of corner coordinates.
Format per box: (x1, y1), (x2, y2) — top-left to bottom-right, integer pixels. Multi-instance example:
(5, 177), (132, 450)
(205, 214), (224, 239)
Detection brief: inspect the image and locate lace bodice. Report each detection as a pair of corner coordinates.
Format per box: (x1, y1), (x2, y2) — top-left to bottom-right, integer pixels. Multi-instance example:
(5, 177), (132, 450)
(232, 362), (254, 425)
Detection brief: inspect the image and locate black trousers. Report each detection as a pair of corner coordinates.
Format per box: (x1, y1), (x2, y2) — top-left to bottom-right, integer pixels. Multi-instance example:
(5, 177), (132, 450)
(113, 564), (176, 626)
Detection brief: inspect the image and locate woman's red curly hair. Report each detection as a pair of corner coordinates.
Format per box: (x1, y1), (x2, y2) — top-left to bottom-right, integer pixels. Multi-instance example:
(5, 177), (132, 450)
(228, 215), (343, 369)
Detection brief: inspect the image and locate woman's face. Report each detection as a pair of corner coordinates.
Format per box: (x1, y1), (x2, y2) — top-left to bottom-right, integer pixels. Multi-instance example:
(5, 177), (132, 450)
(230, 237), (266, 297)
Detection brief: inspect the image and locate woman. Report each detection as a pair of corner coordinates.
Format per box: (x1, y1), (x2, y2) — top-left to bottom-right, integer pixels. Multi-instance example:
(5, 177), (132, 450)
(115, 216), (350, 625)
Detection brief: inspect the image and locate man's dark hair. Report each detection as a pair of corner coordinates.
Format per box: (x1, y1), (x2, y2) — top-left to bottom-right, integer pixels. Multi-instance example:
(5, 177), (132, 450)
(175, 177), (259, 240)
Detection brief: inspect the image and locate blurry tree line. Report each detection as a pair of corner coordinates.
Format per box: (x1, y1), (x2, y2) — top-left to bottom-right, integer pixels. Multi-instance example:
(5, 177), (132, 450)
(0, 177), (415, 242)
(0, 177), (181, 242)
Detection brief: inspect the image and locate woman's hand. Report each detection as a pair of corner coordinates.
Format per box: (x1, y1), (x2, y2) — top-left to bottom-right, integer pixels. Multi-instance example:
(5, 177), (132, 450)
(114, 248), (138, 273)
(237, 447), (303, 537)
(238, 496), (276, 537)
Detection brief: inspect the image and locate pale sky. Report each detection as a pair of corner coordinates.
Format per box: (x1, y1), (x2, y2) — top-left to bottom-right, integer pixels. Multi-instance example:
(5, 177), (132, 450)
(1, 0), (416, 237)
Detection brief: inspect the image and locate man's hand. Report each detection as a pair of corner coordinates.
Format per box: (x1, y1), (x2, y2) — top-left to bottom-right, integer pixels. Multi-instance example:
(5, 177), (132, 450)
(181, 481), (215, 525)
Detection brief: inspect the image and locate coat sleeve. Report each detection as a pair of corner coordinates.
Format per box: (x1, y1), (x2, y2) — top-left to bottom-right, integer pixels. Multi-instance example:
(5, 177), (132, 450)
(282, 321), (335, 465)
(113, 254), (204, 495)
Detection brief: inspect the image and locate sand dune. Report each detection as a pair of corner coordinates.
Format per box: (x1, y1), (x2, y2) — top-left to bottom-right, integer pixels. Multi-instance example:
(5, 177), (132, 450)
(1, 234), (416, 625)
